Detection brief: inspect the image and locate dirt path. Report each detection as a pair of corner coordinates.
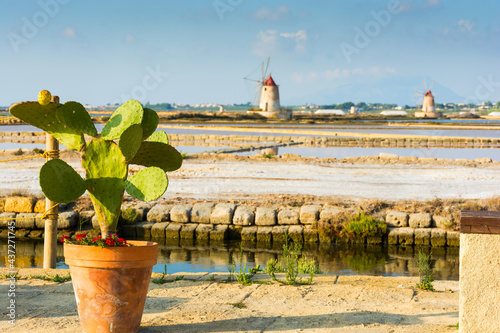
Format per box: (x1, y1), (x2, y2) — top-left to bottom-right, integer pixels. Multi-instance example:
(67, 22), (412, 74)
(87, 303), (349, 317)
(0, 269), (458, 333)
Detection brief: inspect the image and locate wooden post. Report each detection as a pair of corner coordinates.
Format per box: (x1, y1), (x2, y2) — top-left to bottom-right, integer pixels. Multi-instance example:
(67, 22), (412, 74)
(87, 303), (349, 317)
(43, 95), (60, 269)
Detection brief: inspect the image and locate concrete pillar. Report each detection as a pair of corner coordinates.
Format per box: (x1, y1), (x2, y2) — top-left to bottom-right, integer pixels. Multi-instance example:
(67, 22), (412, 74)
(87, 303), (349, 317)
(459, 211), (500, 333)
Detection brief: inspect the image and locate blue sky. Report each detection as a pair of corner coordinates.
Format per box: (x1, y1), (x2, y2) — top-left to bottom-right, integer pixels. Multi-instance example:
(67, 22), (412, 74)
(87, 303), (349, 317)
(1, 0), (499, 106)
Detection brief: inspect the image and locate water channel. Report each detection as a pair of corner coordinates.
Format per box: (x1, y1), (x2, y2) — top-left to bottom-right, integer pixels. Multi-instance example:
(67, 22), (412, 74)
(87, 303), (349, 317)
(0, 238), (459, 280)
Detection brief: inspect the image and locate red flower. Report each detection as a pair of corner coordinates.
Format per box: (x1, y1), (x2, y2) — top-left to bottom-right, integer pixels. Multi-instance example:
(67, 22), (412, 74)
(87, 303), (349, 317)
(92, 236), (102, 243)
(60, 235), (69, 243)
(105, 238), (116, 246)
(76, 233), (86, 242)
(118, 238), (127, 245)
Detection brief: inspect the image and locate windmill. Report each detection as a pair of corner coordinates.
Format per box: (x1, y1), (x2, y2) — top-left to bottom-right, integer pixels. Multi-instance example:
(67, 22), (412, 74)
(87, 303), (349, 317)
(414, 79), (436, 112)
(414, 79), (442, 118)
(244, 57), (281, 112)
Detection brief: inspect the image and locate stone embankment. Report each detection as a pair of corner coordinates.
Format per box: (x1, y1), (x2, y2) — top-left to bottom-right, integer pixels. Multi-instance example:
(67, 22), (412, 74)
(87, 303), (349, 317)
(0, 196), (459, 247)
(1, 132), (499, 149)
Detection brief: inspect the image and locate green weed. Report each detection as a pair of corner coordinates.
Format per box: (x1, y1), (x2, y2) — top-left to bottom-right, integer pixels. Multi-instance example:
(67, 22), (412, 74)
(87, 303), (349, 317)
(228, 301), (247, 309)
(226, 246), (262, 285)
(265, 234), (318, 285)
(78, 217), (87, 231)
(1, 271), (19, 280)
(30, 272), (71, 283)
(32, 148), (44, 154)
(416, 250), (434, 291)
(120, 207), (139, 225)
(235, 246), (255, 285)
(226, 255), (236, 282)
(13, 148), (24, 156)
(342, 211), (387, 239)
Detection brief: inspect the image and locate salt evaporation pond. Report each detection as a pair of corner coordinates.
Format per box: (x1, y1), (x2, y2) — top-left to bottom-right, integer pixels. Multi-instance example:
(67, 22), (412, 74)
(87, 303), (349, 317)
(1, 123), (499, 160)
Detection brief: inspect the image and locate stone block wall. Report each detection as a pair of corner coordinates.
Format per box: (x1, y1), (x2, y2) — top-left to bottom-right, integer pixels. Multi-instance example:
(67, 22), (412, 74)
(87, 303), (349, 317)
(2, 132), (500, 150)
(0, 196), (459, 247)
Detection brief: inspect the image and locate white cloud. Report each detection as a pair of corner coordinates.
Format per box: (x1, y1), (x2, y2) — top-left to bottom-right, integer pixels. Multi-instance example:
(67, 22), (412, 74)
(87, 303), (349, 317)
(399, 1), (414, 12)
(253, 29), (308, 56)
(306, 71), (318, 81)
(458, 19), (476, 32)
(253, 5), (291, 21)
(126, 34), (135, 42)
(62, 26), (76, 39)
(427, 0), (441, 7)
(280, 30), (308, 54)
(442, 19), (477, 38)
(253, 30), (278, 56)
(383, 67), (397, 74)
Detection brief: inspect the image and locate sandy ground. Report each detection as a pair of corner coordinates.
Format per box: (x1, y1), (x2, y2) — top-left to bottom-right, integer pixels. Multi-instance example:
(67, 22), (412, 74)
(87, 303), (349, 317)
(0, 150), (499, 201)
(0, 269), (459, 333)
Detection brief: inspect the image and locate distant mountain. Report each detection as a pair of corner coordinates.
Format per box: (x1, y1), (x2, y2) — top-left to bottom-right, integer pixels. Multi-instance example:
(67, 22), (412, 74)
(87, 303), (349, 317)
(289, 76), (466, 106)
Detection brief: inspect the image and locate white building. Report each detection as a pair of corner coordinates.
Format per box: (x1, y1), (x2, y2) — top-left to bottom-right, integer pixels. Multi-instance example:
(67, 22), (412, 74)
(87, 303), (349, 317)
(315, 109), (345, 115)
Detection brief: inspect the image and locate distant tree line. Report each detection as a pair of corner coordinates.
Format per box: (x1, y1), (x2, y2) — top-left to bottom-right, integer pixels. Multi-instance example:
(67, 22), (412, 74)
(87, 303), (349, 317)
(320, 102), (397, 110)
(317, 101), (500, 111)
(145, 102), (173, 110)
(234, 102), (252, 107)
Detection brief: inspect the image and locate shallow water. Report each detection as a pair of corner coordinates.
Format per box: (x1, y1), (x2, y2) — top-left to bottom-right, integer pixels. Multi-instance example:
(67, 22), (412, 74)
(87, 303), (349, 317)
(1, 143), (499, 161)
(0, 238), (459, 280)
(251, 146), (500, 161)
(2, 122), (500, 138)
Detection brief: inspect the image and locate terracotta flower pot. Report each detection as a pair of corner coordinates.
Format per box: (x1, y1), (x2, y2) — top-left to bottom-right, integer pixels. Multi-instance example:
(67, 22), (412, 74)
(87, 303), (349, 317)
(64, 241), (158, 333)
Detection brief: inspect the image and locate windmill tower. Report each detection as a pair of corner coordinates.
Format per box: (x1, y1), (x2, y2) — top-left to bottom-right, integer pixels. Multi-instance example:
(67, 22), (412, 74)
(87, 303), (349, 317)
(414, 80), (442, 118)
(422, 90), (435, 112)
(259, 75), (281, 112)
(244, 57), (292, 119)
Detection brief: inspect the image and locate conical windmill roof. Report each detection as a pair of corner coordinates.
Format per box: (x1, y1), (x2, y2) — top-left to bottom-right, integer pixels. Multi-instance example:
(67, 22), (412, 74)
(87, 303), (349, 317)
(265, 75), (277, 86)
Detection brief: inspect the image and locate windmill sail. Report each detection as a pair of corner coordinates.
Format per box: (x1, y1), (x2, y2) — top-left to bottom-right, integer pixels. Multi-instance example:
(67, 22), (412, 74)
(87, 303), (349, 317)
(244, 57), (272, 109)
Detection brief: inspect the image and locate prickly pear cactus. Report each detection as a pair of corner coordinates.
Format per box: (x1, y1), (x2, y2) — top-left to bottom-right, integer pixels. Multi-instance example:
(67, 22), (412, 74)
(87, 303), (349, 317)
(10, 91), (183, 238)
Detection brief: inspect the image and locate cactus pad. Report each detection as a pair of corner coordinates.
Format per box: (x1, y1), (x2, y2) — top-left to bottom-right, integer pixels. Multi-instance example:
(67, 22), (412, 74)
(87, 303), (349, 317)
(101, 99), (143, 140)
(124, 167), (168, 201)
(10, 101), (85, 150)
(119, 124), (143, 161)
(39, 159), (86, 203)
(56, 101), (97, 137)
(83, 138), (127, 231)
(141, 108), (159, 139)
(129, 142), (183, 172)
(148, 130), (169, 144)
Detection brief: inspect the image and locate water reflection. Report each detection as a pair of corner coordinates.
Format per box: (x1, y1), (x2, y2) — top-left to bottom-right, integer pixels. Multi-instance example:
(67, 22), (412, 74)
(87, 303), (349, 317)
(0, 238), (459, 280)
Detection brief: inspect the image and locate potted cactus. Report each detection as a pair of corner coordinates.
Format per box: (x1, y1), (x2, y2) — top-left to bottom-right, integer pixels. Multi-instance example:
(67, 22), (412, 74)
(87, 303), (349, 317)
(10, 91), (183, 333)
